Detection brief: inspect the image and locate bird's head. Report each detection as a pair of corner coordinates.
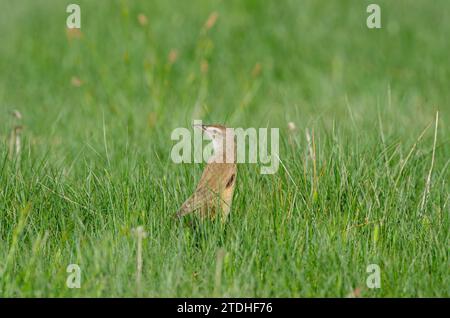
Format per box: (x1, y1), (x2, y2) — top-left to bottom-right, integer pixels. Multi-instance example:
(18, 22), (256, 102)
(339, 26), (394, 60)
(193, 124), (227, 140)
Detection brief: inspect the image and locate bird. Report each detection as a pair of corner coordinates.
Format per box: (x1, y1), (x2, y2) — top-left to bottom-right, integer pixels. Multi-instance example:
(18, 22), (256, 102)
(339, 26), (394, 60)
(176, 124), (237, 221)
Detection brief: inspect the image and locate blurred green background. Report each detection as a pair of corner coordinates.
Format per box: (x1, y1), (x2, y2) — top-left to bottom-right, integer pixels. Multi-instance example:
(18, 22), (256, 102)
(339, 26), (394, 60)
(1, 0), (449, 143)
(0, 0), (448, 297)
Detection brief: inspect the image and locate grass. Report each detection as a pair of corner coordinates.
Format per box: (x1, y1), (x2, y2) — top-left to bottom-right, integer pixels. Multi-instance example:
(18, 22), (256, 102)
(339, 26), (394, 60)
(0, 0), (449, 297)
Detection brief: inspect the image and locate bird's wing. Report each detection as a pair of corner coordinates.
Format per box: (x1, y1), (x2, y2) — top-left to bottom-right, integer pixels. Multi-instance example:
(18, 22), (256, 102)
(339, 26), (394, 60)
(176, 163), (236, 217)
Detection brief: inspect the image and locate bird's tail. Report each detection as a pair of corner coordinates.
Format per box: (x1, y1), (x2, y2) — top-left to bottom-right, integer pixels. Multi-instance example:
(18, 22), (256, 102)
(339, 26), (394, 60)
(174, 209), (186, 218)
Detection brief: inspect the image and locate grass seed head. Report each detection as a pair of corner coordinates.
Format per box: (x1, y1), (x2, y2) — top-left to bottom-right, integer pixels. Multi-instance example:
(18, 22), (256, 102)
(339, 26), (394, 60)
(137, 13), (148, 26)
(204, 12), (219, 30)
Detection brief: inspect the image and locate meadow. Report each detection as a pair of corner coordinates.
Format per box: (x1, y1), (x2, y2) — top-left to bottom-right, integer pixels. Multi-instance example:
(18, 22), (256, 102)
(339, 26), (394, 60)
(0, 0), (448, 297)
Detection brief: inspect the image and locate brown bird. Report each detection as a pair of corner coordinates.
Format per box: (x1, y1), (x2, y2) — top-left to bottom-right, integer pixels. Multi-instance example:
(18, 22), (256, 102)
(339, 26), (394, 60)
(176, 124), (237, 221)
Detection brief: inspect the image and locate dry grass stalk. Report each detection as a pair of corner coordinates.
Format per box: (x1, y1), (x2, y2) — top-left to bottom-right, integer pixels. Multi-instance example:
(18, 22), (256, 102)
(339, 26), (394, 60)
(8, 110), (23, 160)
(252, 63), (262, 77)
(137, 13), (148, 26)
(168, 49), (178, 64)
(200, 59), (209, 74)
(287, 121), (296, 147)
(305, 128), (318, 199)
(71, 76), (83, 87)
(420, 111), (439, 214)
(204, 12), (219, 31)
(346, 287), (362, 298)
(66, 27), (82, 40)
(214, 248), (225, 296)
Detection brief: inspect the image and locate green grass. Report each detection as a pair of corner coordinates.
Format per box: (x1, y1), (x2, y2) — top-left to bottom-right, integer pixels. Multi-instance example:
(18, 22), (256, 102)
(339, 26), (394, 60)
(0, 0), (449, 297)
